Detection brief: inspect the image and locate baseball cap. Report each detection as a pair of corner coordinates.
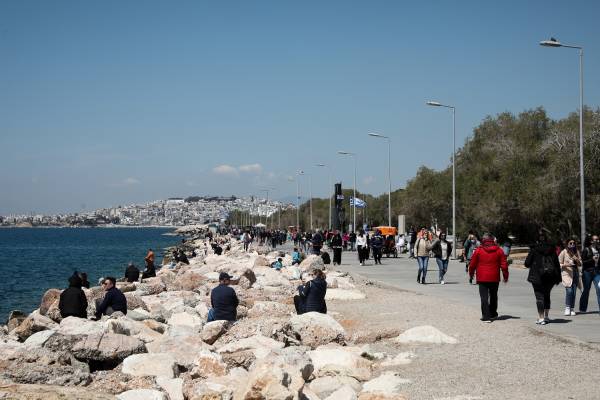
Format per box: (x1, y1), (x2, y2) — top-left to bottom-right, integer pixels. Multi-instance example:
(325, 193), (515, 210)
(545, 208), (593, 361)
(219, 272), (232, 280)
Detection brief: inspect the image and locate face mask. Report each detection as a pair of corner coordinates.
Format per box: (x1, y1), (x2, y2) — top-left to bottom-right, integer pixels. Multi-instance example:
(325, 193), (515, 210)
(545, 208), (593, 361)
(568, 245), (576, 251)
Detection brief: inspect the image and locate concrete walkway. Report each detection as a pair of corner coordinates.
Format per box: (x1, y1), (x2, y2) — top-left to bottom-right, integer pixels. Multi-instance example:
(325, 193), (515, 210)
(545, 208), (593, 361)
(333, 249), (600, 344)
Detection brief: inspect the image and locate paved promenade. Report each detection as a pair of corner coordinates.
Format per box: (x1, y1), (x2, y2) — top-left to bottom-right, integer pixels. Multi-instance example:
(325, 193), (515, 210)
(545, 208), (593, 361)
(334, 249), (600, 344)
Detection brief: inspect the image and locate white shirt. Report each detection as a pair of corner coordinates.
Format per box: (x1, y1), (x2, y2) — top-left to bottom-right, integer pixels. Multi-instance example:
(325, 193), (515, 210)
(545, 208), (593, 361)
(356, 235), (367, 247)
(441, 241), (448, 260)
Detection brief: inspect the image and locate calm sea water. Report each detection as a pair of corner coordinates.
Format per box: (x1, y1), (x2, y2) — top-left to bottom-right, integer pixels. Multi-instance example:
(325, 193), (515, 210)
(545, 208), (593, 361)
(0, 227), (179, 321)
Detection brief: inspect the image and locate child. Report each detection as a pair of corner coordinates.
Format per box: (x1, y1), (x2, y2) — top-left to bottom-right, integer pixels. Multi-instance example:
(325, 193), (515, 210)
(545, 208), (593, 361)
(272, 258), (283, 271)
(292, 248), (302, 265)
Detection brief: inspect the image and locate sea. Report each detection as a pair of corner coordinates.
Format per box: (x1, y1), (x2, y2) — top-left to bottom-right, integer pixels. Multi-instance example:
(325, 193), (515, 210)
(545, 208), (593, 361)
(0, 227), (180, 321)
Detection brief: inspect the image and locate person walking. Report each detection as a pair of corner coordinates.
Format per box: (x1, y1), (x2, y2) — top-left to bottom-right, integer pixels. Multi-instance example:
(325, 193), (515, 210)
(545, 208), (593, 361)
(408, 226), (417, 258)
(525, 232), (562, 324)
(356, 230), (368, 266)
(59, 273), (88, 319)
(464, 233), (479, 281)
(468, 233), (509, 323)
(432, 232), (452, 284)
(370, 230), (384, 265)
(579, 235), (600, 314)
(331, 231), (343, 265)
(415, 230), (432, 284)
(349, 231), (357, 252)
(311, 230), (324, 255)
(558, 238), (582, 317)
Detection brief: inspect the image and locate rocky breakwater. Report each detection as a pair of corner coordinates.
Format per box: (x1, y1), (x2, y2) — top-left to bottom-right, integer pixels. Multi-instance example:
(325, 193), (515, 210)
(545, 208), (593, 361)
(0, 235), (416, 400)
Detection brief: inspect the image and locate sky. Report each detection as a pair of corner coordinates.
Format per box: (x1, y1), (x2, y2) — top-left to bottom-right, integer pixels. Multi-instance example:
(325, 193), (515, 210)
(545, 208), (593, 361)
(1, 0), (599, 214)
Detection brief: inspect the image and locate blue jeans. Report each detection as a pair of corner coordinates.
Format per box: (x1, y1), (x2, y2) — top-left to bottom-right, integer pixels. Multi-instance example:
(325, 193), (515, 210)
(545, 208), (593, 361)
(417, 256), (429, 281)
(207, 308), (216, 322)
(436, 258), (449, 282)
(565, 284), (577, 308)
(579, 270), (597, 312)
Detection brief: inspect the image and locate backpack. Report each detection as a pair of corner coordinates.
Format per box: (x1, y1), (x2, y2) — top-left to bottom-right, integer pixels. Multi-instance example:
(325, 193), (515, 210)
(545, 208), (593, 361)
(541, 255), (556, 277)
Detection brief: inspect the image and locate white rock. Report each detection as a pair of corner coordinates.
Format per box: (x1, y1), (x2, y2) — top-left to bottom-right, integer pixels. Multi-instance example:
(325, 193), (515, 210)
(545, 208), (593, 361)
(325, 289), (366, 301)
(167, 311), (204, 332)
(57, 316), (105, 336)
(361, 372), (411, 395)
(287, 312), (346, 348)
(116, 389), (167, 400)
(122, 353), (178, 378)
(201, 320), (229, 344)
(217, 334), (284, 359)
(309, 376), (362, 398)
(394, 325), (458, 344)
(380, 352), (416, 367)
(324, 385), (357, 400)
(24, 329), (55, 348)
(156, 377), (184, 400)
(308, 345), (372, 381)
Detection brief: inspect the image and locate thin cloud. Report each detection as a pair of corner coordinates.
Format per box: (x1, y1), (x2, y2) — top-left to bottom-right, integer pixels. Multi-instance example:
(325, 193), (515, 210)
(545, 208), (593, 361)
(238, 163), (263, 174)
(109, 177), (141, 187)
(363, 176), (375, 185)
(212, 164), (239, 177)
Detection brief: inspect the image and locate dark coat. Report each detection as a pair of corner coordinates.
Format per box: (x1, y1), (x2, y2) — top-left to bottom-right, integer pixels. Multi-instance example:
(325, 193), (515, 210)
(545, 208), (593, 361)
(95, 287), (128, 318)
(431, 239), (453, 259)
(524, 242), (562, 286)
(301, 277), (327, 313)
(210, 284), (239, 321)
(59, 276), (88, 318)
(581, 247), (596, 271)
(125, 265), (140, 283)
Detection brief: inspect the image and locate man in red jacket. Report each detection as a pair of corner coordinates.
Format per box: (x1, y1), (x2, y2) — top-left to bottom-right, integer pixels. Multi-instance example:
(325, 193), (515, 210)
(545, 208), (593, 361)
(469, 233), (509, 322)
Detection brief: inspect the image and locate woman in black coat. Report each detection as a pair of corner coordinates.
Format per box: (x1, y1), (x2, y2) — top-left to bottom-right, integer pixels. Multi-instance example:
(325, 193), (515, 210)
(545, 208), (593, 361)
(524, 233), (562, 325)
(294, 269), (327, 314)
(331, 232), (343, 265)
(59, 274), (88, 319)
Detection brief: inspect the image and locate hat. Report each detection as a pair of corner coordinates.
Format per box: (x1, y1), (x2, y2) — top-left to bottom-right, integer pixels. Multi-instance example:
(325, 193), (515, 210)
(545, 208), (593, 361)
(219, 272), (232, 281)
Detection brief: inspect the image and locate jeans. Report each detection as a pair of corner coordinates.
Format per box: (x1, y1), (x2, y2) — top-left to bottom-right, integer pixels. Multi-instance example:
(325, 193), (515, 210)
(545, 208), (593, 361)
(372, 248), (382, 264)
(207, 308), (216, 322)
(580, 270), (596, 312)
(410, 243), (415, 258)
(532, 280), (554, 314)
(565, 284), (577, 309)
(436, 258), (449, 282)
(417, 256), (429, 281)
(478, 282), (499, 320)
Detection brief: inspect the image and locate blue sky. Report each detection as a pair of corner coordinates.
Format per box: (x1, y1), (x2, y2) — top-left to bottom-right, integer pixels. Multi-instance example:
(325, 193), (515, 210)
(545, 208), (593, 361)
(1, 0), (599, 214)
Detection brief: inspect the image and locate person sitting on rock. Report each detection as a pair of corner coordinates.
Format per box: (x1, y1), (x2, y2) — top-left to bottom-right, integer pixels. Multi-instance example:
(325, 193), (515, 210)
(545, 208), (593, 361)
(78, 272), (90, 289)
(124, 262), (140, 283)
(292, 248), (302, 265)
(294, 268), (327, 315)
(212, 242), (223, 256)
(271, 258), (283, 271)
(94, 277), (127, 319)
(59, 273), (88, 319)
(208, 272), (239, 322)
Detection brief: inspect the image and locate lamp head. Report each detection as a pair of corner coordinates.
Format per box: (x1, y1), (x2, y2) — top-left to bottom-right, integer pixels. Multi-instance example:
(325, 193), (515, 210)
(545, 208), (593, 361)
(426, 101), (442, 106)
(540, 37), (562, 47)
(316, 163), (326, 167)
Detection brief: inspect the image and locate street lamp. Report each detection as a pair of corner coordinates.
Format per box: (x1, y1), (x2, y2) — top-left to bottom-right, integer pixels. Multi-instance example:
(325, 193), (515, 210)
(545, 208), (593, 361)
(426, 100), (457, 260)
(540, 37), (586, 247)
(260, 187), (274, 229)
(368, 133), (392, 227)
(298, 171), (313, 231)
(316, 163), (333, 230)
(338, 151), (357, 232)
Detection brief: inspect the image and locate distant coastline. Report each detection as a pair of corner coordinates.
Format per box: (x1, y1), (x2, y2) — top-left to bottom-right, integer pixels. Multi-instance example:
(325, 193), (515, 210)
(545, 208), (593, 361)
(0, 225), (179, 229)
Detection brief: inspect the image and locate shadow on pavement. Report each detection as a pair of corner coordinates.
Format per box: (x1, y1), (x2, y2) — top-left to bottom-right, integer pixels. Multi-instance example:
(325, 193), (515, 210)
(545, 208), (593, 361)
(494, 315), (521, 321)
(549, 318), (572, 324)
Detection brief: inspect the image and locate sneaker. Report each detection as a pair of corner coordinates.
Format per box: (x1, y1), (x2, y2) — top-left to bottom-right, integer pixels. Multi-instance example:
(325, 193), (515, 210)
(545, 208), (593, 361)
(564, 307), (570, 316)
(480, 318), (492, 323)
(544, 317), (550, 323)
(421, 279), (426, 285)
(536, 319), (547, 325)
(440, 280), (445, 285)
(570, 310), (577, 316)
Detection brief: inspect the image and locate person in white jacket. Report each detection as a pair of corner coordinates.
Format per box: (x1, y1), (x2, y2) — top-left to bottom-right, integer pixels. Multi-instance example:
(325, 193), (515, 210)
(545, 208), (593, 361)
(356, 230), (368, 266)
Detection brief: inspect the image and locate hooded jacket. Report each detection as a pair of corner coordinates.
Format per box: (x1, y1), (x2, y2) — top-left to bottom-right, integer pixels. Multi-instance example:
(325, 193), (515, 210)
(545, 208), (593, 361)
(301, 276), (327, 313)
(525, 242), (562, 286)
(59, 275), (88, 318)
(468, 239), (508, 283)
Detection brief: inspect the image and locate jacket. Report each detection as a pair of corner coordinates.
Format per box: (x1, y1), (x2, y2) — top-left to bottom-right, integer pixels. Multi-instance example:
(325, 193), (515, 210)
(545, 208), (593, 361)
(356, 235), (367, 247)
(301, 277), (327, 313)
(59, 276), (88, 318)
(468, 240), (508, 283)
(524, 242), (562, 286)
(463, 238), (478, 260)
(210, 284), (239, 321)
(95, 287), (127, 318)
(370, 235), (384, 249)
(558, 248), (582, 289)
(431, 239), (452, 259)
(125, 265), (140, 283)
(331, 235), (342, 248)
(581, 247), (596, 271)
(312, 233), (324, 248)
(414, 238), (432, 257)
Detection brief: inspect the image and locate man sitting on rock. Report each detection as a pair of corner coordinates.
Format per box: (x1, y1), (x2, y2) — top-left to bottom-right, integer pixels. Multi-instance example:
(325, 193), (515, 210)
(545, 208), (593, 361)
(208, 272), (239, 322)
(94, 276), (127, 319)
(59, 273), (88, 319)
(124, 262), (140, 283)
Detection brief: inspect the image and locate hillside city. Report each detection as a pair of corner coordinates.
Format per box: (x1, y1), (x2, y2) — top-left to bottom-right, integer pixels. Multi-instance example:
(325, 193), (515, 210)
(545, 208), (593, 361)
(0, 196), (291, 227)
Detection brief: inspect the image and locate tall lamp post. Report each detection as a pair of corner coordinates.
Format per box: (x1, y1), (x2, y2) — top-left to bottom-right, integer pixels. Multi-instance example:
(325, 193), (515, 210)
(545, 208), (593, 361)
(298, 171), (313, 231)
(540, 37), (586, 247)
(426, 100), (457, 260)
(368, 133), (392, 227)
(316, 163), (333, 230)
(338, 151), (357, 232)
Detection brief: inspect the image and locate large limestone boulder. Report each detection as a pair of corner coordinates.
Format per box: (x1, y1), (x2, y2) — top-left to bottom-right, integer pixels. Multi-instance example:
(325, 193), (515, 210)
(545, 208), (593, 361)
(6, 310), (27, 332)
(167, 311), (204, 332)
(247, 301), (291, 318)
(217, 334), (284, 360)
(125, 292), (149, 311)
(106, 318), (162, 343)
(146, 334), (213, 369)
(156, 377), (184, 400)
(393, 325), (458, 345)
(361, 372), (410, 397)
(0, 383), (114, 399)
(309, 376), (362, 398)
(299, 255), (324, 272)
(57, 316), (105, 336)
(39, 289), (61, 316)
(253, 255), (270, 267)
(71, 333), (146, 362)
(23, 329), (56, 348)
(135, 278), (166, 296)
(235, 359), (296, 400)
(325, 289), (366, 301)
(283, 312), (346, 348)
(200, 320), (229, 345)
(325, 385), (358, 400)
(116, 389), (168, 400)
(190, 350), (228, 379)
(171, 270), (206, 291)
(122, 353), (178, 378)
(11, 311), (57, 341)
(308, 345), (373, 382)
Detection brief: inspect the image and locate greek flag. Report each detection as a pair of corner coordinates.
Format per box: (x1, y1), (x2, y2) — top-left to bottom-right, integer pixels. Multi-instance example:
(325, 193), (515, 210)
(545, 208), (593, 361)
(349, 197), (366, 208)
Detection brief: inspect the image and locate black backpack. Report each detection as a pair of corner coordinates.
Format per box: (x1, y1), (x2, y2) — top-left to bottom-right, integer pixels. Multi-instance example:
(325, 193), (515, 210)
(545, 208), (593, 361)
(541, 255), (556, 277)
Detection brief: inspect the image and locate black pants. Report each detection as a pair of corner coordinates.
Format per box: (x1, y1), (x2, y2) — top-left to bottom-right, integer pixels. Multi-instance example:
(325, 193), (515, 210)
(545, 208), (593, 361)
(357, 246), (367, 263)
(333, 248), (342, 264)
(532, 280), (554, 314)
(372, 248), (382, 264)
(293, 295), (305, 314)
(478, 282), (499, 320)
